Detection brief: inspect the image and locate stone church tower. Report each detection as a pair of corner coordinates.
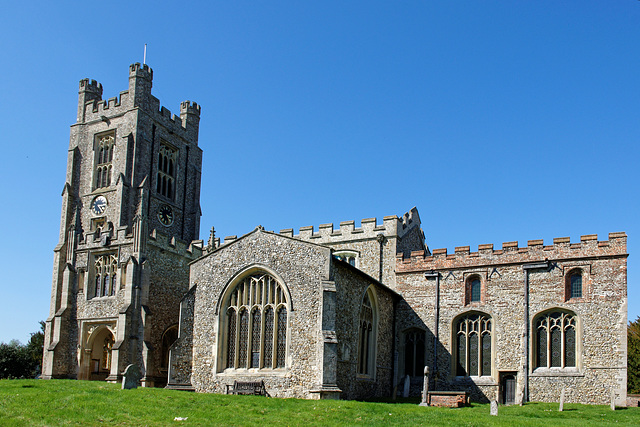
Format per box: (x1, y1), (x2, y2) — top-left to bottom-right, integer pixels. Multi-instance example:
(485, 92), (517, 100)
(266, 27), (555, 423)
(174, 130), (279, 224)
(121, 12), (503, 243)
(42, 63), (204, 386)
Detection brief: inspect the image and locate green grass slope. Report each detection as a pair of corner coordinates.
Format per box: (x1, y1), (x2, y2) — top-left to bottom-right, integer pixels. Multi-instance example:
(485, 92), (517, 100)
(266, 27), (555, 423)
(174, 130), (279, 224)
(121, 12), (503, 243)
(0, 379), (638, 426)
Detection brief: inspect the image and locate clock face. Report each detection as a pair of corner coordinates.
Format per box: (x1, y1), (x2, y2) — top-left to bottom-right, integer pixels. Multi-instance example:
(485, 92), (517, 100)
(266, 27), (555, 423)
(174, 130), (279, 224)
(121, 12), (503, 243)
(91, 196), (108, 216)
(158, 205), (174, 226)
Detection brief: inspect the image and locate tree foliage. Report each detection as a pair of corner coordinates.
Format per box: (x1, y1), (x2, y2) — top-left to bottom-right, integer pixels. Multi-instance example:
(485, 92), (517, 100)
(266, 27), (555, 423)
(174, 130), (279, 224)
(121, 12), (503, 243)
(629, 316), (640, 394)
(0, 321), (45, 379)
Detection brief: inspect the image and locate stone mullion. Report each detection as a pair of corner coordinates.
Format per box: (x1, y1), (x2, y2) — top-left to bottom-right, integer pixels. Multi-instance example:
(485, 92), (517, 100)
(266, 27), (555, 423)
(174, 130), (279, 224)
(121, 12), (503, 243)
(546, 325), (551, 369)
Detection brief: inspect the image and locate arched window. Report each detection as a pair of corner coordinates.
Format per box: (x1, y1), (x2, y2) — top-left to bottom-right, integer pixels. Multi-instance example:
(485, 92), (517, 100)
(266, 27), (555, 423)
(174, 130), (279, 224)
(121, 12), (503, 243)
(157, 143), (177, 200)
(94, 133), (115, 189)
(465, 276), (483, 305)
(221, 272), (288, 370)
(334, 250), (358, 267)
(534, 310), (576, 369)
(93, 253), (118, 298)
(455, 312), (492, 377)
(567, 270), (583, 300)
(160, 325), (179, 370)
(403, 329), (425, 377)
(358, 287), (377, 377)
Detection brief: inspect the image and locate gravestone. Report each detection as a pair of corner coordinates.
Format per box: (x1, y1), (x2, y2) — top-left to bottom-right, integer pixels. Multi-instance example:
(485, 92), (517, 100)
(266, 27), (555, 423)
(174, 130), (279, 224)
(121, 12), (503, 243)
(610, 389), (616, 411)
(559, 387), (565, 411)
(402, 375), (411, 398)
(490, 400), (498, 416)
(122, 364), (142, 390)
(419, 366), (430, 407)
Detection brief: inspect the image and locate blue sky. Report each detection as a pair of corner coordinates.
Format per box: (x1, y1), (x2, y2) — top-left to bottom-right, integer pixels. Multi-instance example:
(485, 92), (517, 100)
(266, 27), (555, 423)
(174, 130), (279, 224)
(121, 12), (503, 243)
(0, 1), (637, 344)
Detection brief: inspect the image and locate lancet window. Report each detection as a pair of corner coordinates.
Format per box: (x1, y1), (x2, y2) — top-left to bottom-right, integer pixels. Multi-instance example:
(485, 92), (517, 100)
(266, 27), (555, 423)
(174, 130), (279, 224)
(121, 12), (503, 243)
(358, 287), (377, 376)
(223, 272), (288, 370)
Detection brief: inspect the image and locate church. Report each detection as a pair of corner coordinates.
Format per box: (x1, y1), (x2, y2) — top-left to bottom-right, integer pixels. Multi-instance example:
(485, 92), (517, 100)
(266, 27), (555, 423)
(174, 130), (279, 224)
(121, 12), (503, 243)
(43, 64), (628, 405)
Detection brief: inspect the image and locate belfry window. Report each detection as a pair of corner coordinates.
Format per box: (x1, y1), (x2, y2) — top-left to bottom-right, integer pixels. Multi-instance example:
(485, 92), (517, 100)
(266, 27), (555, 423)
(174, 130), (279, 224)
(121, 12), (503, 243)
(94, 133), (115, 189)
(157, 144), (177, 200)
(358, 287), (377, 377)
(222, 272), (288, 370)
(534, 310), (576, 369)
(455, 312), (492, 377)
(93, 253), (118, 298)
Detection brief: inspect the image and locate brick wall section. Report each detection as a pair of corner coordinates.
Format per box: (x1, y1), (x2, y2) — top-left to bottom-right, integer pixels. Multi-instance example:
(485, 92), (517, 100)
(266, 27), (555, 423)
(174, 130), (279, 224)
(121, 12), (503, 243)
(395, 233), (627, 405)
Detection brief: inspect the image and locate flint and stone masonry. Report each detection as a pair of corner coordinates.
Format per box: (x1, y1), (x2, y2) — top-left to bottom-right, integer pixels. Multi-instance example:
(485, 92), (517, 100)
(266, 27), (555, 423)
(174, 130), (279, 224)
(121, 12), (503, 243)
(44, 64), (628, 405)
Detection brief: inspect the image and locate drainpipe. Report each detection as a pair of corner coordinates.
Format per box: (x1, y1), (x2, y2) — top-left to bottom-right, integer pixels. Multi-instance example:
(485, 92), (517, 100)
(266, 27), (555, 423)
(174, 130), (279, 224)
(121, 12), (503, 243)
(521, 260), (549, 403)
(424, 271), (440, 383)
(376, 233), (385, 283)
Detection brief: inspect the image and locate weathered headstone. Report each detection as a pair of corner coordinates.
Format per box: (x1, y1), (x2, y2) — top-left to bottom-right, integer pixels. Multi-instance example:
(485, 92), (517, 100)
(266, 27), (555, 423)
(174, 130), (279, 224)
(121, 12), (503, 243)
(402, 374), (411, 398)
(122, 364), (142, 390)
(490, 400), (498, 416)
(610, 389), (616, 411)
(419, 366), (430, 407)
(559, 387), (565, 411)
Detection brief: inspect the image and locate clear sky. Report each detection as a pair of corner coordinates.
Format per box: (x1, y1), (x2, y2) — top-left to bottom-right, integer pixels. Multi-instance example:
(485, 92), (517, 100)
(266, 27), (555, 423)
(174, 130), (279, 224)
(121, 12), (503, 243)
(0, 1), (637, 344)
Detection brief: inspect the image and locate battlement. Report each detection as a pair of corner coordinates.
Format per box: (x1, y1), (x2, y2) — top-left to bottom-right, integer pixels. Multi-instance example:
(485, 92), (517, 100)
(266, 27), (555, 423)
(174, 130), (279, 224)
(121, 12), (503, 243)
(148, 228), (203, 258)
(77, 64), (200, 139)
(397, 232), (627, 271)
(276, 207), (421, 244)
(129, 62), (153, 79)
(79, 79), (103, 95)
(181, 101), (201, 117)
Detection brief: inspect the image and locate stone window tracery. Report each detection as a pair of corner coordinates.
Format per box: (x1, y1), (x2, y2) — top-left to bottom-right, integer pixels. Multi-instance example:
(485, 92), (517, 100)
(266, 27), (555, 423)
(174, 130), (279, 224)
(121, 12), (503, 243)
(94, 133), (115, 189)
(157, 144), (177, 200)
(221, 272), (289, 371)
(358, 287), (377, 377)
(93, 253), (118, 298)
(403, 329), (425, 377)
(534, 310), (576, 369)
(455, 312), (492, 377)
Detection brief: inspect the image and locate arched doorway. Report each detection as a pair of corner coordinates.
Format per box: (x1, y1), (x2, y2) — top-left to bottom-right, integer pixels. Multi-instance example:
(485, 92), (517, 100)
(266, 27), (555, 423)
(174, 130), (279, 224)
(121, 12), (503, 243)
(84, 327), (115, 381)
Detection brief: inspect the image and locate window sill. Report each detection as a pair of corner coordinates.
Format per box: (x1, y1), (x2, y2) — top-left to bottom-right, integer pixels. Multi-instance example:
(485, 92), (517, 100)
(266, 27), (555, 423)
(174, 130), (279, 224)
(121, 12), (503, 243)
(452, 376), (497, 386)
(531, 368), (583, 377)
(217, 368), (287, 376)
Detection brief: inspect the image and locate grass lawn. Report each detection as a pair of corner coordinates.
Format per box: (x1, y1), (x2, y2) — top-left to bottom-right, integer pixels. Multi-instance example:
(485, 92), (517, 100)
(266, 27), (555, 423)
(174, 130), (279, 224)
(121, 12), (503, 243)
(0, 379), (638, 426)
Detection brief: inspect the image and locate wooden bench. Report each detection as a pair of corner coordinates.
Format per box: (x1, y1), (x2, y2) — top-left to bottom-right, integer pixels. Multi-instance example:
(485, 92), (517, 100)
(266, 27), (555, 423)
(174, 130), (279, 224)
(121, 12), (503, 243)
(226, 380), (266, 396)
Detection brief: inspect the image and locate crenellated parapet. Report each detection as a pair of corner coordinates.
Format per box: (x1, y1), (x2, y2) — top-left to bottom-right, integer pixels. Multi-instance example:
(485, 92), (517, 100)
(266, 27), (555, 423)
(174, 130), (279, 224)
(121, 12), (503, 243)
(148, 228), (203, 259)
(76, 63), (200, 141)
(277, 207), (422, 245)
(397, 232), (627, 272)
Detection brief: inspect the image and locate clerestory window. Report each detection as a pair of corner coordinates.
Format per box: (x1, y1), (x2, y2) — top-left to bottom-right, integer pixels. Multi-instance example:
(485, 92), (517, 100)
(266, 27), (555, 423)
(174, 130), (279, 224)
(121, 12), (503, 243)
(94, 133), (115, 189)
(534, 310), (576, 369)
(566, 270), (583, 300)
(334, 251), (358, 267)
(455, 312), (492, 377)
(222, 272), (289, 370)
(157, 143), (177, 200)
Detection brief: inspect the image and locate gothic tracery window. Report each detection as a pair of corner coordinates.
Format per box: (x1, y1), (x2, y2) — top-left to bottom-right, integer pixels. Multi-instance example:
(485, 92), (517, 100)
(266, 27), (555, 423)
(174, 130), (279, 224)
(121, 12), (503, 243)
(455, 312), (492, 377)
(157, 144), (177, 200)
(94, 133), (115, 189)
(403, 329), (425, 377)
(534, 310), (577, 369)
(94, 253), (118, 297)
(358, 287), (377, 377)
(334, 251), (358, 267)
(222, 272), (288, 370)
